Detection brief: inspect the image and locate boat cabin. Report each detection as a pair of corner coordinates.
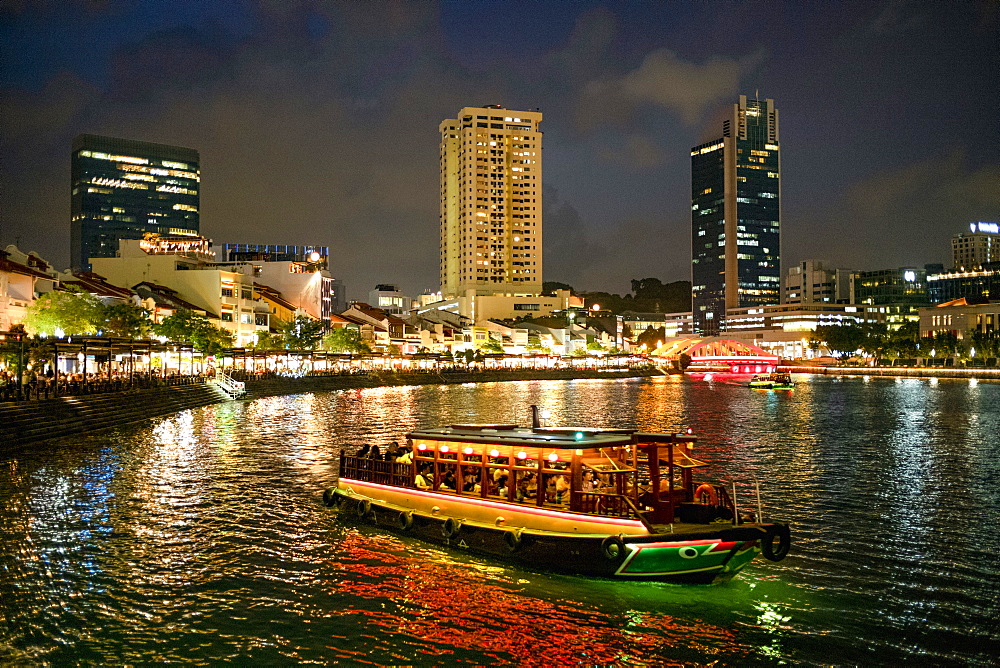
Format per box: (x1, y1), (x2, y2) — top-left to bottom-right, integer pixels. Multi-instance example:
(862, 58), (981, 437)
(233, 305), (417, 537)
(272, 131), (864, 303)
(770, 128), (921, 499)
(338, 425), (737, 528)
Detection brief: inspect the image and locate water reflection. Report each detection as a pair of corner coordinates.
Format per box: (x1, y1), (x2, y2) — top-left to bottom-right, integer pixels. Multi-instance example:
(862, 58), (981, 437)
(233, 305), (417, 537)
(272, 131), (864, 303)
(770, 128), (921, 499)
(1, 376), (998, 664)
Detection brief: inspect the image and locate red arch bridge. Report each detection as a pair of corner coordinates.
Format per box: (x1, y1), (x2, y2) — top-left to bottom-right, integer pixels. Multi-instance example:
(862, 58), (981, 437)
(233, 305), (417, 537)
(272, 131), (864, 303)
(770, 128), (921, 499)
(650, 337), (779, 374)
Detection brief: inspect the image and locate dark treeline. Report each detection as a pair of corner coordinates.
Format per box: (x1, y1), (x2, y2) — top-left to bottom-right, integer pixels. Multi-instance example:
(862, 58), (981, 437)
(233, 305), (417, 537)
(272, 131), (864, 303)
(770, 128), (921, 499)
(543, 278), (691, 315)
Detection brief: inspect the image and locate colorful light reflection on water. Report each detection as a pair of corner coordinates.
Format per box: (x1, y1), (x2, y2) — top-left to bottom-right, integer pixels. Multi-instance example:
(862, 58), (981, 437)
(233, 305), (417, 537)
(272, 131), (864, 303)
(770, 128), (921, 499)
(1, 375), (998, 664)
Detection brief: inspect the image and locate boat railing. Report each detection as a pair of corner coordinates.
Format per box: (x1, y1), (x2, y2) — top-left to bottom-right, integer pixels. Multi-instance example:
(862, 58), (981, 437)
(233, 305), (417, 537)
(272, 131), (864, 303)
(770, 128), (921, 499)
(340, 453), (412, 487)
(570, 491), (638, 519)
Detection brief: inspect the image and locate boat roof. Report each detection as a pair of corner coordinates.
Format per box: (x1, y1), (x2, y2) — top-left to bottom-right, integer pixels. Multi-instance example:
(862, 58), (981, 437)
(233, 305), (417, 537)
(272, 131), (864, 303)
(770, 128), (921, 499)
(407, 425), (636, 449)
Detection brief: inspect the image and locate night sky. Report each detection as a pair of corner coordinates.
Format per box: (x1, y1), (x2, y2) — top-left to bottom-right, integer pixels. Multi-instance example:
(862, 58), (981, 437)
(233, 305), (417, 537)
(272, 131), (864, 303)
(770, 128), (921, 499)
(2, 1), (997, 302)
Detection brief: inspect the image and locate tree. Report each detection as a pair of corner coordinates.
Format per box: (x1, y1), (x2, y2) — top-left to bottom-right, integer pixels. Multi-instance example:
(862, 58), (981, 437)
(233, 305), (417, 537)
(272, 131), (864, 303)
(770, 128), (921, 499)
(101, 302), (153, 338)
(635, 326), (665, 350)
(967, 329), (1000, 360)
(542, 281), (574, 296)
(323, 328), (371, 354)
(813, 324), (868, 358)
(858, 322), (889, 360)
(279, 315), (325, 350)
(22, 287), (103, 336)
(251, 331), (284, 350)
(888, 321), (920, 358)
(153, 309), (234, 355)
(481, 339), (504, 354)
(386, 344), (401, 356)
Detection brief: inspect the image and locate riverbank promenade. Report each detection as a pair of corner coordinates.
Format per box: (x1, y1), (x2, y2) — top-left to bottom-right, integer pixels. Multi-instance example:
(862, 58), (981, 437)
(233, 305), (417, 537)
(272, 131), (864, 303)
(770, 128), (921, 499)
(0, 364), (659, 450)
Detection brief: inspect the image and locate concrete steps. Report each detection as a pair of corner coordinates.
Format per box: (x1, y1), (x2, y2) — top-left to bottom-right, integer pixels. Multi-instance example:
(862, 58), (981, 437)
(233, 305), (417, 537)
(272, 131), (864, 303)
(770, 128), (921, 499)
(0, 384), (230, 450)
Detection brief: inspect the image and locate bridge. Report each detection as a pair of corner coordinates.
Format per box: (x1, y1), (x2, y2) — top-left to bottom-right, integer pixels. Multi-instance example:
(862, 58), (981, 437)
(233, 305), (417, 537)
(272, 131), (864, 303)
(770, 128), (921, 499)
(649, 337), (779, 374)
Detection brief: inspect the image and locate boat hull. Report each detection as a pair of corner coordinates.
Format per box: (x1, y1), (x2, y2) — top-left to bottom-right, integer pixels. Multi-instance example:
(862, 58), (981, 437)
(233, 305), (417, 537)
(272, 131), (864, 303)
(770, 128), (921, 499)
(328, 483), (771, 584)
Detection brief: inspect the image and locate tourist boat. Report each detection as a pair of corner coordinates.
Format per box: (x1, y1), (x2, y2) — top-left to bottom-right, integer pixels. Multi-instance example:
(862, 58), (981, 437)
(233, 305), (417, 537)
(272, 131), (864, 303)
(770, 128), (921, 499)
(324, 408), (791, 584)
(748, 373), (794, 390)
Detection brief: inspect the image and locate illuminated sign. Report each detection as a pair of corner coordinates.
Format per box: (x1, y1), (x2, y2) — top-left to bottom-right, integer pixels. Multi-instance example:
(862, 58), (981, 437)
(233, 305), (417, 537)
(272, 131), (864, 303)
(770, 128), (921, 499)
(904, 270), (916, 282)
(972, 221), (999, 234)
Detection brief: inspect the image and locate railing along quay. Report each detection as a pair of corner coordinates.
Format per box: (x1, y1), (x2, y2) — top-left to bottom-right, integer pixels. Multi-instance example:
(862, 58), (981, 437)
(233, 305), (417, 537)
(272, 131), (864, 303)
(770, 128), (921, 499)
(0, 374), (209, 403)
(783, 365), (1000, 380)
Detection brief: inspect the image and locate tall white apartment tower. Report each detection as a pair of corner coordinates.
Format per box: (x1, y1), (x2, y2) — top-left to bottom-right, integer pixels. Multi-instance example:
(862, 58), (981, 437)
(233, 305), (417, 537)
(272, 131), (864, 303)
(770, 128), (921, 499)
(439, 105), (543, 299)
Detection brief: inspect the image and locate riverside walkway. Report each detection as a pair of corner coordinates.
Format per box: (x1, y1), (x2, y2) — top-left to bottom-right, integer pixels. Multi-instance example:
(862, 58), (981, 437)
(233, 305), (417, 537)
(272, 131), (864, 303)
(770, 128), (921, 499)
(0, 365), (660, 450)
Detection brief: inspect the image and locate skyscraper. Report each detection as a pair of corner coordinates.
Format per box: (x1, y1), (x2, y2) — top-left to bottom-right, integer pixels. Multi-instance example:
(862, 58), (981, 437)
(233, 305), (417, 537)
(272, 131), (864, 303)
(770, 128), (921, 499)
(691, 95), (780, 335)
(71, 134), (200, 271)
(951, 222), (1000, 271)
(439, 105), (542, 299)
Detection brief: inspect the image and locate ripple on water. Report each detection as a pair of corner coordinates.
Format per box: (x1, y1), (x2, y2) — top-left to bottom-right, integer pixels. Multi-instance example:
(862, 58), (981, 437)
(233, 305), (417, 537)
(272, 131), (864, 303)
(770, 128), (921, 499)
(2, 376), (999, 664)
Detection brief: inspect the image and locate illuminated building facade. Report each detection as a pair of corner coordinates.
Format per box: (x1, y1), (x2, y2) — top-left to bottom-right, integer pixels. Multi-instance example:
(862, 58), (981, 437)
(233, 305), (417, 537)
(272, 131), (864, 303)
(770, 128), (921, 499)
(927, 263), (1000, 304)
(722, 302), (885, 359)
(369, 284), (409, 316)
(691, 95), (780, 335)
(783, 260), (853, 304)
(71, 134), (200, 271)
(221, 243), (343, 317)
(439, 105), (542, 302)
(91, 236), (269, 346)
(853, 267), (929, 306)
(222, 244), (329, 266)
(952, 222), (1000, 271)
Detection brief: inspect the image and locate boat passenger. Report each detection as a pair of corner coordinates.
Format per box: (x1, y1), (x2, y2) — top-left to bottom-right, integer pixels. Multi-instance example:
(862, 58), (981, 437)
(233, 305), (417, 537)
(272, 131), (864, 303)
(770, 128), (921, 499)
(495, 473), (509, 498)
(384, 441), (400, 461)
(516, 473), (536, 502)
(463, 471), (480, 493)
(441, 470), (457, 491)
(395, 447), (412, 465)
(581, 470), (596, 493)
(415, 465), (432, 490)
(369, 444), (382, 459)
(555, 474), (570, 503)
(355, 444), (370, 457)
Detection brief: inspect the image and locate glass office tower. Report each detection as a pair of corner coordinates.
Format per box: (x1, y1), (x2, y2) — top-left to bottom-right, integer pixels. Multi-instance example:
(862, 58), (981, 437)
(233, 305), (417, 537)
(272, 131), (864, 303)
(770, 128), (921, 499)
(691, 96), (780, 335)
(71, 134), (200, 271)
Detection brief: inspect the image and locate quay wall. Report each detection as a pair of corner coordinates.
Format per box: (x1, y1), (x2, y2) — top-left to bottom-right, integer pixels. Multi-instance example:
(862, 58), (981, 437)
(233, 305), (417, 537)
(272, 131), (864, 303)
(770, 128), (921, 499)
(782, 365), (1000, 380)
(1, 368), (658, 451)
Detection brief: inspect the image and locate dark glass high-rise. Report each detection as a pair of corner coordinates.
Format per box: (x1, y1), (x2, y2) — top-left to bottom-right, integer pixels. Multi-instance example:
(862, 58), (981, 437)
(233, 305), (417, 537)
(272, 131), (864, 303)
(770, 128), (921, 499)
(691, 96), (780, 335)
(71, 134), (200, 271)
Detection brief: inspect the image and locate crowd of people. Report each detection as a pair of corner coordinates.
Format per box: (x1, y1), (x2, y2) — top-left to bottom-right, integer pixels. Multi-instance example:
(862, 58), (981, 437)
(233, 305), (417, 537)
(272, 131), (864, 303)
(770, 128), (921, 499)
(0, 368), (208, 401)
(347, 440), (615, 508)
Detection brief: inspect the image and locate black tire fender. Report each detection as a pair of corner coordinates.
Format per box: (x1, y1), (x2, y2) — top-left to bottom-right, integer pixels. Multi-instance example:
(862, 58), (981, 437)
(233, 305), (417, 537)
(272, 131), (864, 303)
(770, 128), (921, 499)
(761, 523), (791, 561)
(442, 517), (462, 539)
(504, 529), (522, 552)
(396, 511), (413, 531)
(355, 498), (372, 518)
(322, 488), (337, 507)
(601, 534), (626, 562)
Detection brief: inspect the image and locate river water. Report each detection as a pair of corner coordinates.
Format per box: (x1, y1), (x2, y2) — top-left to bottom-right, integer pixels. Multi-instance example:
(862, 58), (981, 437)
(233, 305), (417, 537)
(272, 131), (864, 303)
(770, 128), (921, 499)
(1, 375), (998, 665)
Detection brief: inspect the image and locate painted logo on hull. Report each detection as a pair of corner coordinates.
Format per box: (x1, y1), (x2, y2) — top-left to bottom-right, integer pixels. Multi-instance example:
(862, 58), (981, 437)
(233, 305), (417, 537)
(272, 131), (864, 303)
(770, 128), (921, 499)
(617, 539), (754, 576)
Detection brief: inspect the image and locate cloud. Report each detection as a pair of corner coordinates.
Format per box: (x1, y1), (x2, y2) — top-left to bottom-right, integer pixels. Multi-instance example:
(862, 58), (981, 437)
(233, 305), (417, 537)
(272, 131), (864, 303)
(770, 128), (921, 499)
(577, 47), (765, 129)
(597, 134), (665, 170)
(785, 151), (1000, 270)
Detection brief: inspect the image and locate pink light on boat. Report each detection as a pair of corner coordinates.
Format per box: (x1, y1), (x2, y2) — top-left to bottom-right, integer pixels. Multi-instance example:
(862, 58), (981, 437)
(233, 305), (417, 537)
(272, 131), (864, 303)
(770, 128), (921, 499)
(516, 451), (528, 460)
(440, 445), (450, 453)
(547, 453), (559, 462)
(463, 447), (475, 455)
(489, 449), (500, 458)
(417, 443), (427, 451)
